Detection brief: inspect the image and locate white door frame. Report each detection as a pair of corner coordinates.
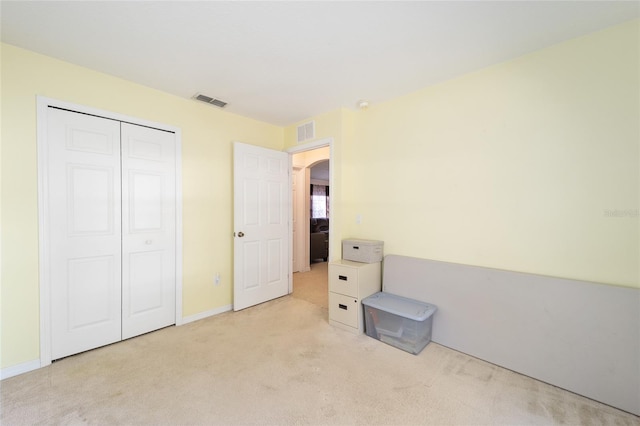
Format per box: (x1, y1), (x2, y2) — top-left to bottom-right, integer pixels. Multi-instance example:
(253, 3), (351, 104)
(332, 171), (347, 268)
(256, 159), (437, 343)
(291, 165), (305, 273)
(36, 96), (183, 367)
(285, 137), (334, 294)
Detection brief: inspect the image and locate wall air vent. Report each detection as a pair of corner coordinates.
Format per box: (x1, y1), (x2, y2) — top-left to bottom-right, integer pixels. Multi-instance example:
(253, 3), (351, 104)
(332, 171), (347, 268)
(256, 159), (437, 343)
(296, 121), (315, 143)
(193, 93), (228, 108)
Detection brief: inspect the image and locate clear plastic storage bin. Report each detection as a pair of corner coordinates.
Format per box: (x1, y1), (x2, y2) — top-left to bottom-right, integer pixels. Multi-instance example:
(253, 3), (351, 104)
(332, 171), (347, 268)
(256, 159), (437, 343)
(362, 292), (437, 355)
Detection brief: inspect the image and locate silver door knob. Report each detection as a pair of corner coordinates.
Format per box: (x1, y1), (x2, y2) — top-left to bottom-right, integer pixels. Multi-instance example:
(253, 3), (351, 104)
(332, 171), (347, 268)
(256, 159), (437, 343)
(237, 232), (245, 237)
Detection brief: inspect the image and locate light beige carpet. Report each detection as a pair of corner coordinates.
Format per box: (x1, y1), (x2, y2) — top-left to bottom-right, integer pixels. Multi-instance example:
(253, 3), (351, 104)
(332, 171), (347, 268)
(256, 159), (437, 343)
(292, 261), (329, 310)
(2, 293), (637, 425)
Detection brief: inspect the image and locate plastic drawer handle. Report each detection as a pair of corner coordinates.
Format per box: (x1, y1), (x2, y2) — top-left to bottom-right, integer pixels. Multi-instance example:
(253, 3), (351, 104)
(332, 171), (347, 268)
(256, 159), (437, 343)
(339, 275), (347, 281)
(338, 304), (348, 310)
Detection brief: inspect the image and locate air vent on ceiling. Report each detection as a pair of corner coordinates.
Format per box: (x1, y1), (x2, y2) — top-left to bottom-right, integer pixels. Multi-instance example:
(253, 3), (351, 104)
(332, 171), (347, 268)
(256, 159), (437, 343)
(193, 93), (228, 108)
(297, 121), (315, 143)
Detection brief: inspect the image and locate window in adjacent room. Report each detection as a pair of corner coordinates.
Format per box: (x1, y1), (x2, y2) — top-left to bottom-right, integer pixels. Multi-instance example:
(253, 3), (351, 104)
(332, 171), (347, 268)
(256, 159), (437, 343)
(311, 184), (329, 218)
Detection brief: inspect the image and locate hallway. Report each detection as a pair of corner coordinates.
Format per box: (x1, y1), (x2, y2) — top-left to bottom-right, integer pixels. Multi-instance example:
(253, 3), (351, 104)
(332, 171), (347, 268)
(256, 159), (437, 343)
(292, 261), (328, 310)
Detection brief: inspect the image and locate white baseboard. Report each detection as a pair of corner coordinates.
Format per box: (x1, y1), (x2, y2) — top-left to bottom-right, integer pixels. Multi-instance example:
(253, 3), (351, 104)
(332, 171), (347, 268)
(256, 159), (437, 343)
(180, 304), (232, 325)
(2, 306), (232, 380)
(1, 359), (41, 380)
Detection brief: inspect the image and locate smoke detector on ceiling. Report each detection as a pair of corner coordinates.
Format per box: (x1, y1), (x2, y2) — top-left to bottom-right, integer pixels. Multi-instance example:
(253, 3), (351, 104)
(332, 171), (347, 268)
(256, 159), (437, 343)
(193, 93), (228, 108)
(357, 100), (370, 110)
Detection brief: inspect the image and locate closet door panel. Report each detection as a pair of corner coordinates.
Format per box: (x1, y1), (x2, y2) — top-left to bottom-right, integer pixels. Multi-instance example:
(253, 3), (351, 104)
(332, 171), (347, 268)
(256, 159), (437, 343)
(48, 108), (122, 360)
(121, 123), (176, 339)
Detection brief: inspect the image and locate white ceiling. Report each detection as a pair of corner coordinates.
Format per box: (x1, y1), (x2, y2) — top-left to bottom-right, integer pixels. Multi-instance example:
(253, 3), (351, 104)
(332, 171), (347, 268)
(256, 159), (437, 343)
(1, 1), (638, 126)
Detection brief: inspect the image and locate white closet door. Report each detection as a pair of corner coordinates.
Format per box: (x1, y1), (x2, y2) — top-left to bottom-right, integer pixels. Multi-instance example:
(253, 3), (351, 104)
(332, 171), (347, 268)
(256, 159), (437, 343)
(121, 123), (176, 339)
(48, 108), (122, 360)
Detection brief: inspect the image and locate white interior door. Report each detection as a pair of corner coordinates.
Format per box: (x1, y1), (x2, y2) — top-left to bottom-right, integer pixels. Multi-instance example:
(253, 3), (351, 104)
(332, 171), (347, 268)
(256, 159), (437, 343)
(121, 123), (176, 339)
(48, 108), (123, 360)
(233, 142), (290, 311)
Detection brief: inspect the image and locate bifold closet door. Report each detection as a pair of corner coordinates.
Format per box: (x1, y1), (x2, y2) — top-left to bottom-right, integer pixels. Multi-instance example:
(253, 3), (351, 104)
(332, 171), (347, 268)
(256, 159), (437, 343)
(121, 122), (176, 339)
(49, 108), (123, 360)
(48, 108), (176, 360)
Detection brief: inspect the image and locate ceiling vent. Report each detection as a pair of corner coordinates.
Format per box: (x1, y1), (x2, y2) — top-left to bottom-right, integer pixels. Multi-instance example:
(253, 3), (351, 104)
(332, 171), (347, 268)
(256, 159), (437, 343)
(297, 121), (315, 143)
(193, 93), (228, 108)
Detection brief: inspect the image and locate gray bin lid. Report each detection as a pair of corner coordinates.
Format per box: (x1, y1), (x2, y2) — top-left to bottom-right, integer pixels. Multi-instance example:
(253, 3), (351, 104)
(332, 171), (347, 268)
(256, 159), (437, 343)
(362, 292), (437, 321)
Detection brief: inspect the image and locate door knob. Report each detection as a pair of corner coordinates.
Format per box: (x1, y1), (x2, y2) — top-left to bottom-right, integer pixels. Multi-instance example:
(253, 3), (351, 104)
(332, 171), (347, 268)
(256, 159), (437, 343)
(237, 232), (245, 237)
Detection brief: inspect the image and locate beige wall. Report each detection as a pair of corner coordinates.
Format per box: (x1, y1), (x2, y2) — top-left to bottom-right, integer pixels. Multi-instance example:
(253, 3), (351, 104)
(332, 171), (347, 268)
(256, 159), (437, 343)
(285, 109), (353, 262)
(292, 147), (330, 170)
(2, 18), (638, 372)
(287, 20), (639, 288)
(1, 44), (283, 369)
(342, 20), (639, 287)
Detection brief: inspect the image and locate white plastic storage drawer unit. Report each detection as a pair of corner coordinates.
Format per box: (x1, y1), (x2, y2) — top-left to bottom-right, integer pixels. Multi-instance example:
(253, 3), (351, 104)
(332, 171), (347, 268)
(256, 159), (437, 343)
(328, 260), (381, 334)
(342, 239), (384, 263)
(362, 292), (437, 355)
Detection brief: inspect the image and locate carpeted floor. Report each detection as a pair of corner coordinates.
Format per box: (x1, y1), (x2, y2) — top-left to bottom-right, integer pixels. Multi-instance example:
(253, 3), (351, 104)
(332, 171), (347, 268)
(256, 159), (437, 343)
(292, 261), (329, 309)
(1, 266), (637, 425)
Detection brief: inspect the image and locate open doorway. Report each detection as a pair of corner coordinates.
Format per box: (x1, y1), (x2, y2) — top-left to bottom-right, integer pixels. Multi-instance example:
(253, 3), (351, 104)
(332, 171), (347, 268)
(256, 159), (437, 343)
(291, 147), (330, 272)
(288, 141), (332, 310)
(309, 160), (329, 264)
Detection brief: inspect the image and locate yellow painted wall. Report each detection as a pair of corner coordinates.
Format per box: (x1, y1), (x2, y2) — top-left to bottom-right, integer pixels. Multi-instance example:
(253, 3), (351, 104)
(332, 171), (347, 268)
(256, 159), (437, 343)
(285, 20), (638, 288)
(342, 20), (639, 287)
(2, 18), (638, 373)
(292, 147), (330, 170)
(285, 108), (353, 261)
(1, 43), (283, 369)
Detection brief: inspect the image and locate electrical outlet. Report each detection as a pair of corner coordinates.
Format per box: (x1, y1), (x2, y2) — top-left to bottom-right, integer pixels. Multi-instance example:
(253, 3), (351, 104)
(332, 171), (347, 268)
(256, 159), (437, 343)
(214, 273), (221, 286)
